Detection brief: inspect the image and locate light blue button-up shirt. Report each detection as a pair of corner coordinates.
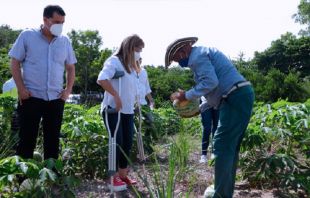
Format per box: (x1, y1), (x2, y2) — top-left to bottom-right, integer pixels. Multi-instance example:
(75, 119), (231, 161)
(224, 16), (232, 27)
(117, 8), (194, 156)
(9, 28), (77, 101)
(186, 46), (246, 108)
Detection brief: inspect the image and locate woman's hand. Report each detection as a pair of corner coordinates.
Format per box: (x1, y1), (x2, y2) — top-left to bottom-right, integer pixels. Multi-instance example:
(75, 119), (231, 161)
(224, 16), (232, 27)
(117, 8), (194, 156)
(114, 94), (122, 111)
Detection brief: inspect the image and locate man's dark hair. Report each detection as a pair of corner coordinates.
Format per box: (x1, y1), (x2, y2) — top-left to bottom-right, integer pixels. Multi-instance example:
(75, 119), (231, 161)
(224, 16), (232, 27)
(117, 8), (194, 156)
(43, 5), (66, 18)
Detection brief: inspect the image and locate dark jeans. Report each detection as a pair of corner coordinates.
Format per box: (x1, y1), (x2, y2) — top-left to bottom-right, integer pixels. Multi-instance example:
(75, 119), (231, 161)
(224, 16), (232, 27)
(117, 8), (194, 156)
(102, 111), (134, 169)
(16, 97), (65, 159)
(201, 107), (219, 155)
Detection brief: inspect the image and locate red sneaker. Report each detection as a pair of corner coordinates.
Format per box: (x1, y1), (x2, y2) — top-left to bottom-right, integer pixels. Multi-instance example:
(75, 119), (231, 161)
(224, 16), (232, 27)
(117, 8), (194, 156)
(108, 176), (127, 191)
(120, 176), (137, 185)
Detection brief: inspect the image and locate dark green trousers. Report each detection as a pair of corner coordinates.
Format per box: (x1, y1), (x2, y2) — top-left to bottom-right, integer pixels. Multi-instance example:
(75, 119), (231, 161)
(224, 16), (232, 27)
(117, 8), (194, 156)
(213, 85), (254, 198)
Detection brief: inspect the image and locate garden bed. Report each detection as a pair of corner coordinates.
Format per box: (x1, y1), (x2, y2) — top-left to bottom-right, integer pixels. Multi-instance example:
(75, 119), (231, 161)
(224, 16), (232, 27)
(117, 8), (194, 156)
(75, 150), (301, 198)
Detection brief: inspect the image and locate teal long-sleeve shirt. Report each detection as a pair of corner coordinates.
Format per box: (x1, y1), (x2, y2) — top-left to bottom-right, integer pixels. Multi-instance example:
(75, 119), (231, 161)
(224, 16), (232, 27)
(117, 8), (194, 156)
(185, 46), (246, 108)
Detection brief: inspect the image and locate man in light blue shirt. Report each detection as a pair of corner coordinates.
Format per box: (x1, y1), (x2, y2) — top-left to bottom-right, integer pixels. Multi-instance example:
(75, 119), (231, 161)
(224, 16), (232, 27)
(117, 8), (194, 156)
(166, 37), (254, 198)
(9, 5), (76, 160)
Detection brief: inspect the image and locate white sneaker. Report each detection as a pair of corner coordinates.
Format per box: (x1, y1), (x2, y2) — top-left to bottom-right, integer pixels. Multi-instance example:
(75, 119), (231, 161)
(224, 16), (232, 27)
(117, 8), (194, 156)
(204, 184), (215, 198)
(199, 155), (207, 163)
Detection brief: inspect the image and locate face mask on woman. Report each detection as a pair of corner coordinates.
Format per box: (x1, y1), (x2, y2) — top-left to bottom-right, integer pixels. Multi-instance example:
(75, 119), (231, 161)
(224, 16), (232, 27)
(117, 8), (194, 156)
(134, 51), (141, 61)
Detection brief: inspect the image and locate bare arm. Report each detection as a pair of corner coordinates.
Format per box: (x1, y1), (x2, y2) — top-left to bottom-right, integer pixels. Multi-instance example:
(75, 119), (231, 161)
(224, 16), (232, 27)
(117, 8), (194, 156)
(10, 58), (31, 102)
(146, 93), (153, 102)
(98, 79), (122, 111)
(146, 93), (155, 109)
(60, 64), (75, 101)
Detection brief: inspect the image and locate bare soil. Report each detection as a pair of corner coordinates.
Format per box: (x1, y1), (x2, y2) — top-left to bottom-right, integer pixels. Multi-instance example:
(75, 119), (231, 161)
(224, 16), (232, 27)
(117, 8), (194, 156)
(76, 138), (310, 198)
(74, 149), (307, 198)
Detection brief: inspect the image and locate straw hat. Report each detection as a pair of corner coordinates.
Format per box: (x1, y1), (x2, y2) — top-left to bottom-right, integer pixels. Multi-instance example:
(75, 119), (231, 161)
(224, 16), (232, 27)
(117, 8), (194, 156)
(165, 37), (198, 68)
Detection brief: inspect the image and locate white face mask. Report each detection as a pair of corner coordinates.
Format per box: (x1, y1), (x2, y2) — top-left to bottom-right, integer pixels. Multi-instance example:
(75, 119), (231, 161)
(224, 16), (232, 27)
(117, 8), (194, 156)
(134, 51), (141, 61)
(50, 23), (63, 36)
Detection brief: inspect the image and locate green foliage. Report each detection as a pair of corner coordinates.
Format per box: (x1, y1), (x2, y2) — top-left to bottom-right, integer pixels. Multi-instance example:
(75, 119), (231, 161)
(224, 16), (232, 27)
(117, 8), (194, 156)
(132, 105), (183, 156)
(240, 100), (310, 193)
(152, 107), (182, 136)
(61, 104), (108, 179)
(0, 96), (18, 158)
(146, 66), (195, 106)
(0, 156), (79, 198)
(140, 132), (194, 198)
(68, 30), (112, 96)
(62, 103), (86, 123)
(237, 65), (309, 102)
(305, 98), (310, 109)
(180, 116), (202, 136)
(172, 131), (193, 177)
(252, 33), (310, 77)
(0, 47), (11, 90)
(293, 0), (310, 36)
(0, 25), (21, 48)
(0, 25), (21, 91)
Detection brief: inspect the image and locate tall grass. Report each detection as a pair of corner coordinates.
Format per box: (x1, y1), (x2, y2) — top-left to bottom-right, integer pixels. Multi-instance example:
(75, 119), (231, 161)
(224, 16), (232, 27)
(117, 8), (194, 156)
(126, 130), (196, 198)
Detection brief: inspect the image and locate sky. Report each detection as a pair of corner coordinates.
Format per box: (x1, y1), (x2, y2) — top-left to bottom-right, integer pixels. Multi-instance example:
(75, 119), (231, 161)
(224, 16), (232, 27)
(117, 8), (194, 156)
(0, 0), (304, 66)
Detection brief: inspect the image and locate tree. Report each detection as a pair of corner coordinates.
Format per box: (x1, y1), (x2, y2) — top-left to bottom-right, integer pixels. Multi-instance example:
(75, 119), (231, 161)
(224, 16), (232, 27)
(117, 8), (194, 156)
(252, 33), (310, 77)
(0, 25), (21, 48)
(235, 57), (309, 102)
(0, 47), (11, 91)
(146, 66), (194, 106)
(0, 25), (21, 91)
(293, 0), (310, 36)
(90, 48), (113, 91)
(68, 30), (103, 96)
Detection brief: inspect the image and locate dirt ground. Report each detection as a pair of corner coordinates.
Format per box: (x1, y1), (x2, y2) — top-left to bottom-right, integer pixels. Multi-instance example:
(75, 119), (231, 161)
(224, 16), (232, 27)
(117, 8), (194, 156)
(74, 149), (307, 198)
(74, 131), (308, 198)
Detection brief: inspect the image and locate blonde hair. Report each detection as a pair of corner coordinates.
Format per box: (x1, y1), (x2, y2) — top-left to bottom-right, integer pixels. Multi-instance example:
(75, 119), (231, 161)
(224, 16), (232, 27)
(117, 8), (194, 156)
(116, 34), (144, 73)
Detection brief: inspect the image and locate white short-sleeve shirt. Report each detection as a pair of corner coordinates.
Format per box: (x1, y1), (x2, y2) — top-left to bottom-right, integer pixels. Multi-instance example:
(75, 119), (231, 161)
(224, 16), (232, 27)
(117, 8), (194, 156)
(136, 68), (152, 105)
(97, 55), (137, 114)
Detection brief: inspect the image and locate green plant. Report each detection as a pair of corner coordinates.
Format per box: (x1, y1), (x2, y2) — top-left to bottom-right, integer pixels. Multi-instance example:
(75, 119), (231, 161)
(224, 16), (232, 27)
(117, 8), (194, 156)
(131, 132), (196, 198)
(240, 100), (310, 194)
(0, 156), (79, 198)
(0, 96), (18, 158)
(61, 104), (109, 179)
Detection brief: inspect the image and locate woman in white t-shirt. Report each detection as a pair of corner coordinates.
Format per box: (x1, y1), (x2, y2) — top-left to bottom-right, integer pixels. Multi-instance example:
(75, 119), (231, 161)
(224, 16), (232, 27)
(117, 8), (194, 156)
(97, 34), (144, 190)
(135, 58), (154, 108)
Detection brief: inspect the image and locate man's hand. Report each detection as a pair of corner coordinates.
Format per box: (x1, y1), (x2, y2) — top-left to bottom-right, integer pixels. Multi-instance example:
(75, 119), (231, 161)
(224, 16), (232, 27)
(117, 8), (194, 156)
(59, 88), (72, 101)
(170, 89), (186, 102)
(18, 87), (32, 105)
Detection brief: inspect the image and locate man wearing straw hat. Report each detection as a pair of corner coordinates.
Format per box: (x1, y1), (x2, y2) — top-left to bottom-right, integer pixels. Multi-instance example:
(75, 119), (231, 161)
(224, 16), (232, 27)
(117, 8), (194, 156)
(166, 37), (254, 198)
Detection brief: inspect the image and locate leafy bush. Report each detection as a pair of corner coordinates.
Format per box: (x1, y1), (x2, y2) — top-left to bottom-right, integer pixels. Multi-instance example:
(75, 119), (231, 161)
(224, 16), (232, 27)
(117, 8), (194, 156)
(180, 116), (202, 136)
(0, 156), (79, 198)
(132, 105), (183, 156)
(240, 100), (310, 193)
(61, 104), (108, 179)
(0, 96), (18, 158)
